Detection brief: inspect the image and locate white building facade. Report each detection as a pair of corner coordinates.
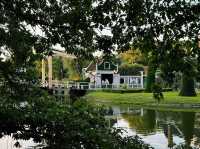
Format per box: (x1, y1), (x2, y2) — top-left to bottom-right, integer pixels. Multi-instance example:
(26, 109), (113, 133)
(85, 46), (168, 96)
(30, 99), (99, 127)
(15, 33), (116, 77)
(84, 60), (144, 89)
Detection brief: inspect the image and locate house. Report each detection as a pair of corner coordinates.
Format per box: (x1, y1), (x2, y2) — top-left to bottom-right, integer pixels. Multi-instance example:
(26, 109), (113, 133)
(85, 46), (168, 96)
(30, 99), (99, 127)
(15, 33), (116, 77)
(83, 58), (144, 89)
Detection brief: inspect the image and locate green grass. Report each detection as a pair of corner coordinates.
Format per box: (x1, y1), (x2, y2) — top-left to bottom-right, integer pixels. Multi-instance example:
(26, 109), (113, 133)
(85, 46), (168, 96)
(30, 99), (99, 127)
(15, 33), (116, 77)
(85, 91), (200, 111)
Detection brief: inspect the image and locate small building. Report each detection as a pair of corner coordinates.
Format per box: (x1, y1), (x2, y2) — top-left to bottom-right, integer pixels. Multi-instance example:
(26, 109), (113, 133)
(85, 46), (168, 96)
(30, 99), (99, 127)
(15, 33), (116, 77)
(83, 59), (144, 89)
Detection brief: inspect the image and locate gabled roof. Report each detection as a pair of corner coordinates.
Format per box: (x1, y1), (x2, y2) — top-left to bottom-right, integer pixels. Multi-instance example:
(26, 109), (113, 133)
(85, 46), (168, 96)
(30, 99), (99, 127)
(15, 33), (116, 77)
(97, 61), (118, 71)
(84, 58), (118, 72)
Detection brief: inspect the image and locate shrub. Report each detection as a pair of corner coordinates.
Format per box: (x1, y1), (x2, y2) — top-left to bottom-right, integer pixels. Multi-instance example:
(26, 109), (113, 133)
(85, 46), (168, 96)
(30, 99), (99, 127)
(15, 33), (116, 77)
(119, 63), (144, 76)
(145, 64), (156, 92)
(68, 87), (87, 103)
(121, 83), (128, 89)
(152, 83), (164, 103)
(0, 98), (153, 149)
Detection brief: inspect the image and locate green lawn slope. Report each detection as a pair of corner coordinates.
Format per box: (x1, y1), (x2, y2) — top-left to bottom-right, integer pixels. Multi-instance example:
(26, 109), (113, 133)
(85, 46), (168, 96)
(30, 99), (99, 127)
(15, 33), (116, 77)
(86, 91), (200, 111)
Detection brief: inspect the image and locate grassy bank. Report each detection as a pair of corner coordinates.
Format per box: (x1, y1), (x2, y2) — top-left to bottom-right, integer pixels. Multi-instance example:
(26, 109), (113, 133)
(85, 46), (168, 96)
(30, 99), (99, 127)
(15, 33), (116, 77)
(86, 91), (200, 111)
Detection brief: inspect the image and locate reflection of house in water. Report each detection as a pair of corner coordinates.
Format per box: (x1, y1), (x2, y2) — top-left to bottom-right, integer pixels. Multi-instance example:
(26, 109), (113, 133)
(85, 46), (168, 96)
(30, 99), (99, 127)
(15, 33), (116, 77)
(83, 58), (144, 89)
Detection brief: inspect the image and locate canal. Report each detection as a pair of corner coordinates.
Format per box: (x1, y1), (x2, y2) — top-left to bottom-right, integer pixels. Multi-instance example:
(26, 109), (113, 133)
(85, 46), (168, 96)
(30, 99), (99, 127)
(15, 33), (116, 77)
(0, 104), (200, 149)
(109, 106), (200, 149)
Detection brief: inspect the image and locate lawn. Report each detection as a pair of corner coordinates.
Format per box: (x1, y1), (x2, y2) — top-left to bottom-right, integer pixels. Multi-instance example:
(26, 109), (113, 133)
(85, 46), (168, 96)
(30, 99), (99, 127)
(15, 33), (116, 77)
(86, 91), (200, 110)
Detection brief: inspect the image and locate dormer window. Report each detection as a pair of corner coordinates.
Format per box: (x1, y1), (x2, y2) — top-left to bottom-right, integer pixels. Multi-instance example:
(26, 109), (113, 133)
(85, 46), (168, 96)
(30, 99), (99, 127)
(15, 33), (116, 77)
(104, 62), (110, 70)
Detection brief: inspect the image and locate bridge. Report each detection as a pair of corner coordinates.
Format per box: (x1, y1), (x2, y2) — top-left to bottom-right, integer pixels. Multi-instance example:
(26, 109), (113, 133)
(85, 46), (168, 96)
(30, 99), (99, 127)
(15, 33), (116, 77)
(41, 49), (144, 95)
(41, 49), (76, 89)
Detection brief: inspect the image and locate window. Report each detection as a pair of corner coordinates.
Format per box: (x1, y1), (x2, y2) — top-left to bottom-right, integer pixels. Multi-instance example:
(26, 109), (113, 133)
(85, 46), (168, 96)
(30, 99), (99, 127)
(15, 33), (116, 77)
(104, 62), (110, 70)
(120, 78), (124, 84)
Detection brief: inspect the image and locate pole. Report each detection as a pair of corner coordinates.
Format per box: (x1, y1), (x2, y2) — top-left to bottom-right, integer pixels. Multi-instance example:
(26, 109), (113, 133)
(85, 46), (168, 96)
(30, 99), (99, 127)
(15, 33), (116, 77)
(140, 71), (144, 88)
(168, 125), (173, 148)
(48, 55), (53, 89)
(42, 59), (46, 87)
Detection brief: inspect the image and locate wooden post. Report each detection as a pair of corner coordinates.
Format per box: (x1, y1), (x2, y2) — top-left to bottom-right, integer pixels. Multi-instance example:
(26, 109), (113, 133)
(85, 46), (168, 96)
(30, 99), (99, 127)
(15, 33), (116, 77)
(140, 71), (144, 88)
(42, 59), (46, 87)
(140, 108), (144, 116)
(198, 35), (200, 48)
(168, 125), (173, 148)
(48, 55), (53, 89)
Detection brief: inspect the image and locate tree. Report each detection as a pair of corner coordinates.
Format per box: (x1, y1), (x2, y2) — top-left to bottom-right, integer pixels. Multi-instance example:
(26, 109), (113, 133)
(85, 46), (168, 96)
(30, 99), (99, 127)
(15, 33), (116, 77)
(160, 42), (198, 96)
(95, 0), (200, 96)
(179, 57), (197, 96)
(118, 63), (144, 76)
(0, 0), (96, 77)
(0, 0), (51, 97)
(119, 47), (149, 66)
(52, 56), (68, 80)
(145, 62), (157, 92)
(134, 1), (199, 96)
(0, 1), (154, 148)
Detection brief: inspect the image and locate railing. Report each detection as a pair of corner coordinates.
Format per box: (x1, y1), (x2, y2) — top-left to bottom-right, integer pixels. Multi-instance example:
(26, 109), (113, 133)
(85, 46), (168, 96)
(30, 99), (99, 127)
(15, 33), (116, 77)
(51, 82), (144, 97)
(47, 80), (200, 92)
(51, 81), (143, 90)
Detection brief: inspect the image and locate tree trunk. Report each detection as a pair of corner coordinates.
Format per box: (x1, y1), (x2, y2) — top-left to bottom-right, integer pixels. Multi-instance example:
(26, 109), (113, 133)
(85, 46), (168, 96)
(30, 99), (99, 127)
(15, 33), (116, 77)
(179, 73), (196, 96)
(145, 63), (157, 92)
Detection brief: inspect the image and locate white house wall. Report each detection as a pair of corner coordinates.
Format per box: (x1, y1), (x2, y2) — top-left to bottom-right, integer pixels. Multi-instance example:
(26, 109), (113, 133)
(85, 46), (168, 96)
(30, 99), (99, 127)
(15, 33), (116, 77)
(84, 62), (144, 89)
(113, 74), (120, 84)
(95, 73), (101, 87)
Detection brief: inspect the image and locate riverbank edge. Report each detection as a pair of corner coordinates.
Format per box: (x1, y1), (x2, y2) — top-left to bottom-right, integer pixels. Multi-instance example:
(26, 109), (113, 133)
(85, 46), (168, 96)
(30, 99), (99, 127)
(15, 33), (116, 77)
(92, 100), (200, 112)
(85, 91), (200, 112)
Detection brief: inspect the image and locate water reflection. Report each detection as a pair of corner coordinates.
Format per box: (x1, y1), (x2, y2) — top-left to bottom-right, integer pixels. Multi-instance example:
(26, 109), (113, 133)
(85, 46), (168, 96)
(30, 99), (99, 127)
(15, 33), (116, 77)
(0, 135), (39, 149)
(181, 112), (195, 148)
(167, 125), (173, 148)
(122, 110), (156, 135)
(111, 106), (199, 149)
(0, 119), (45, 149)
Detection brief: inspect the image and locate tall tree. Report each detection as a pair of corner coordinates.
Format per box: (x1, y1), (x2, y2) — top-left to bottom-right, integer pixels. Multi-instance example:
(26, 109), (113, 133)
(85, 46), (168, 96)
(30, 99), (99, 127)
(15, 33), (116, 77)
(96, 0), (200, 95)
(0, 0), (97, 99)
(1, 0), (200, 96)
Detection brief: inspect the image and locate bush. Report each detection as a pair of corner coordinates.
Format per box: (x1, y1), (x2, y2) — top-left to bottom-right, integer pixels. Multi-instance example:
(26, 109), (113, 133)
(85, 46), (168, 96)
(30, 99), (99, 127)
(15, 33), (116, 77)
(68, 87), (87, 103)
(145, 64), (156, 92)
(121, 84), (128, 89)
(119, 63), (144, 76)
(0, 97), (153, 149)
(152, 83), (164, 103)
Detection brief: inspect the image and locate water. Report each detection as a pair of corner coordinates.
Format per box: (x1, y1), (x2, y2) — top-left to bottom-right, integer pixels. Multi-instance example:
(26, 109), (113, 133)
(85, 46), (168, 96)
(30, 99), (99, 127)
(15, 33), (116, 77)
(0, 135), (40, 149)
(110, 106), (200, 149)
(0, 105), (199, 149)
